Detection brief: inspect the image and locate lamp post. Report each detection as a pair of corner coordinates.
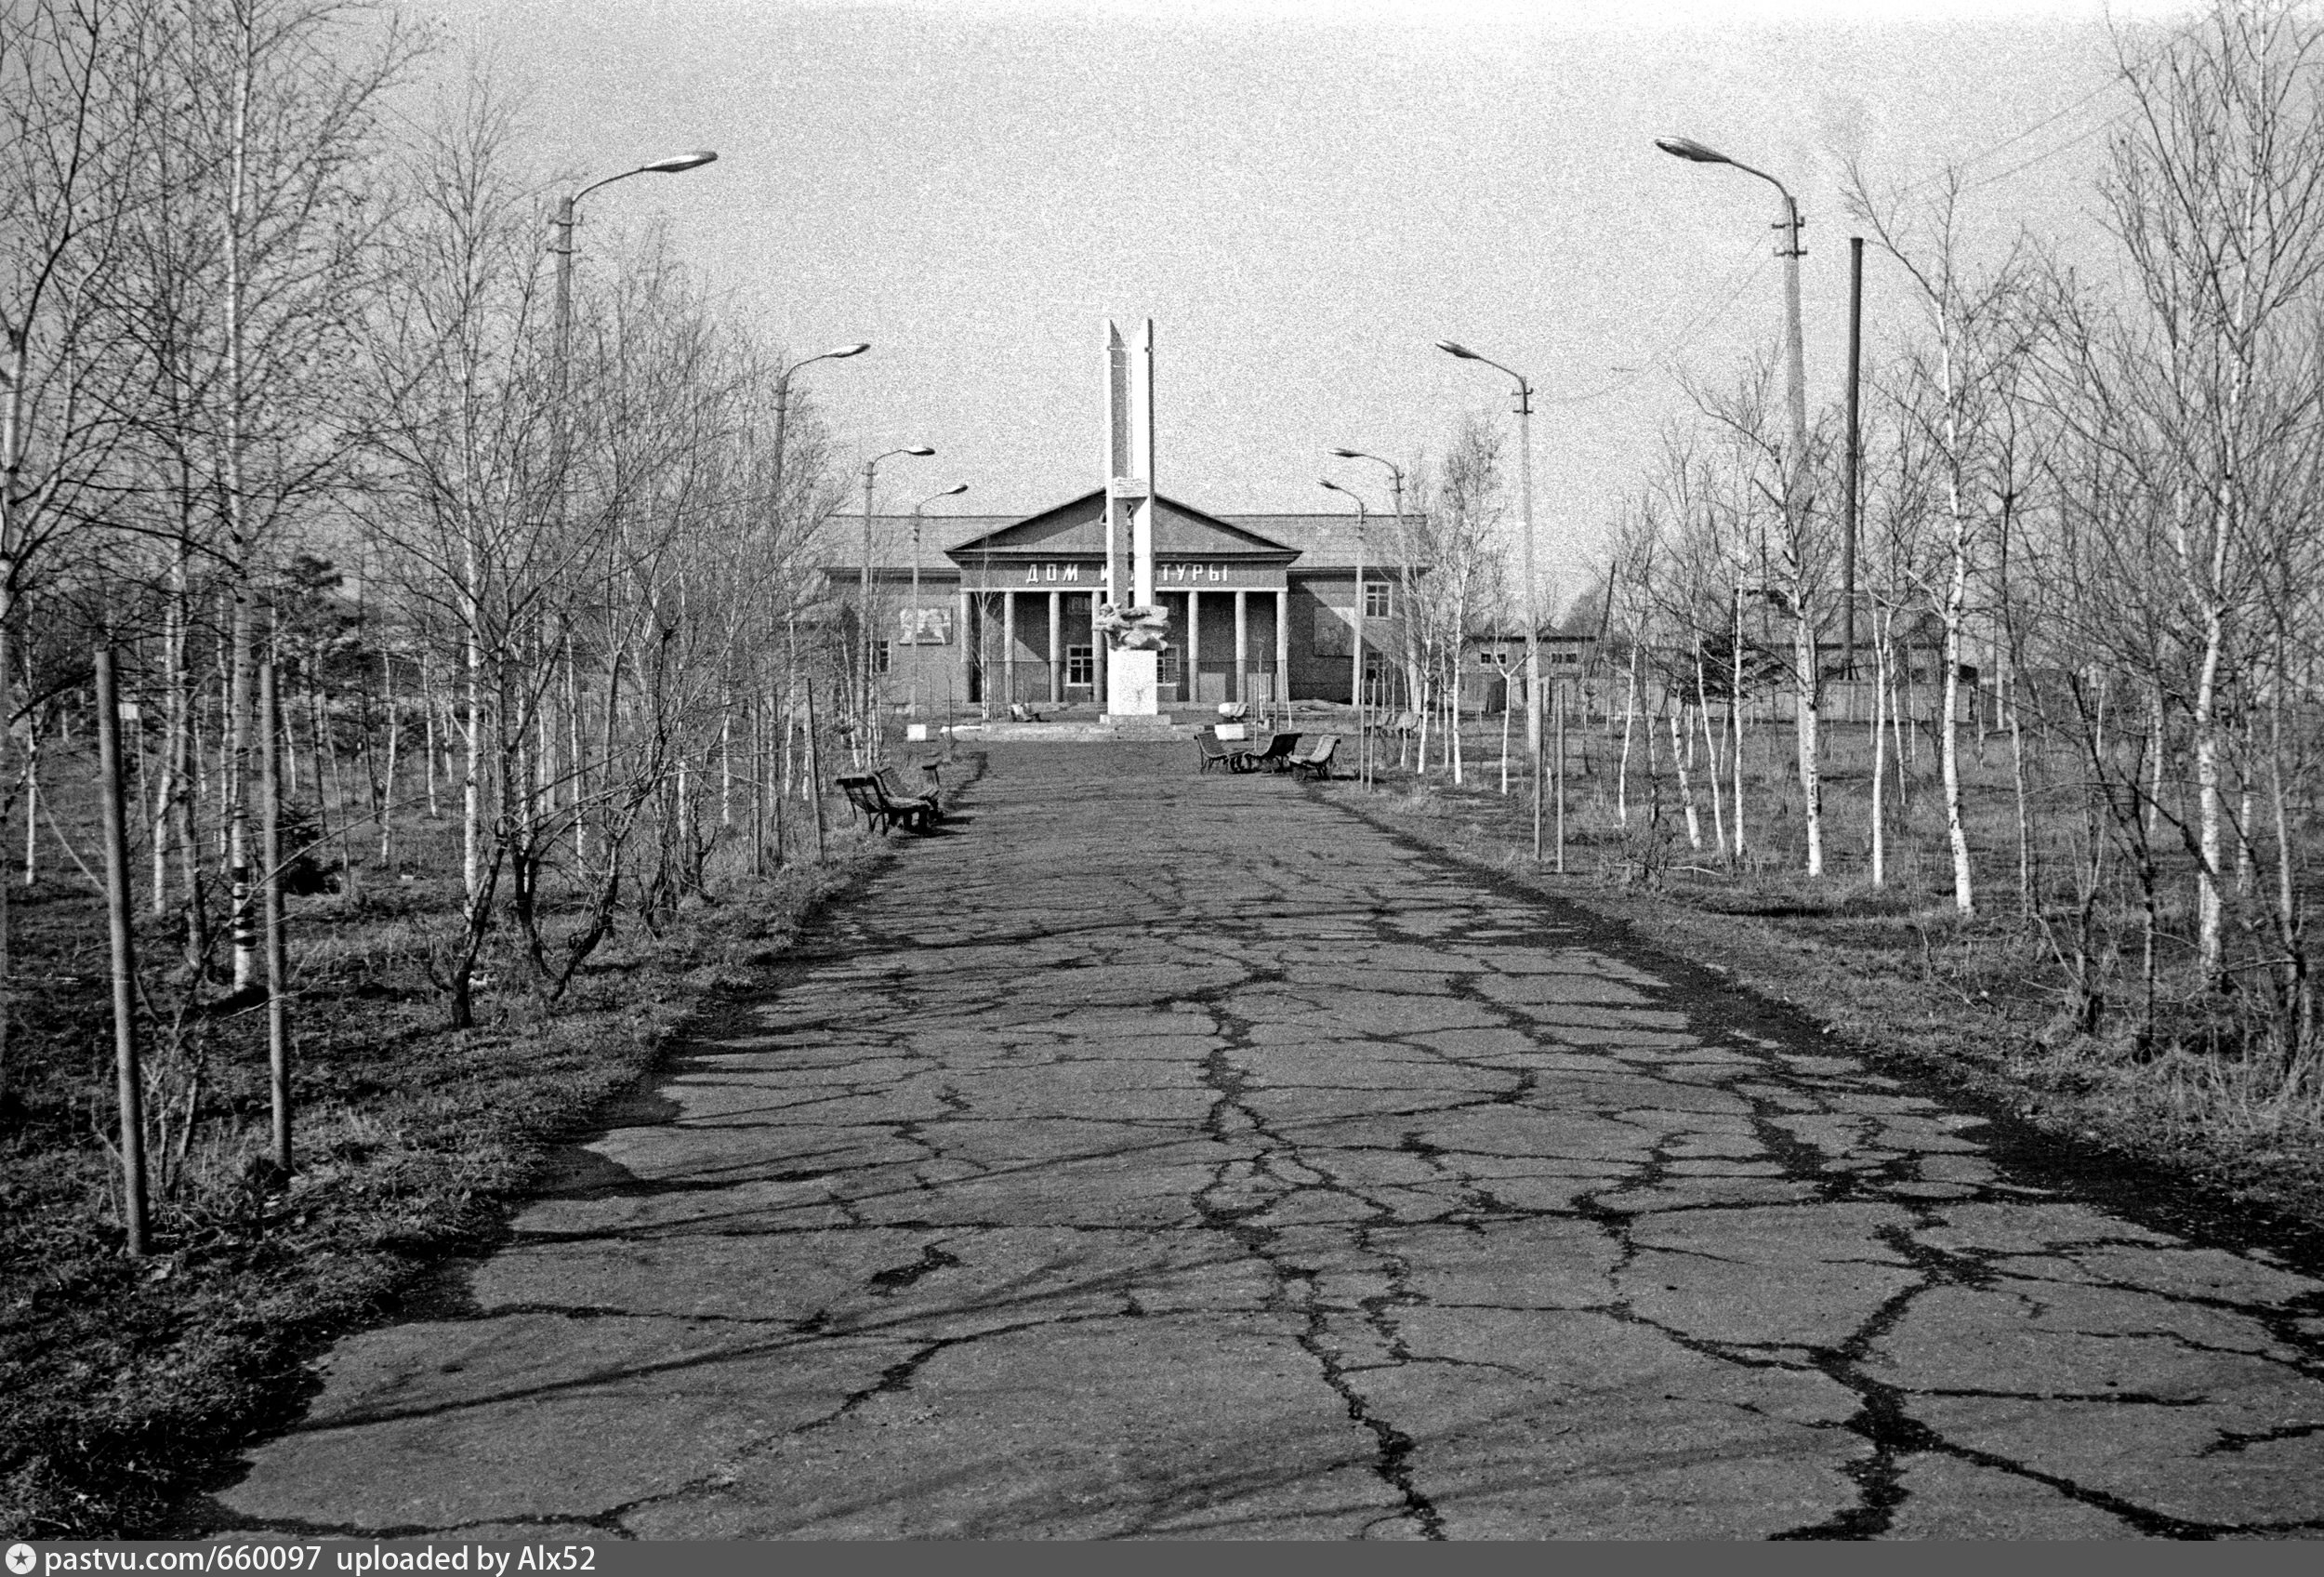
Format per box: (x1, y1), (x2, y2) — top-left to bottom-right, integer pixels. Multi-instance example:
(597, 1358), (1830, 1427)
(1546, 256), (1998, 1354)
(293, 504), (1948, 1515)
(1437, 339), (1545, 865)
(1320, 479), (1369, 784)
(546, 149), (714, 868)
(908, 484), (968, 715)
(1654, 135), (1811, 616)
(1332, 447), (1406, 780)
(772, 341), (870, 528)
(1329, 447), (1406, 527)
(1658, 135), (1816, 874)
(861, 444), (935, 757)
(550, 150), (718, 385)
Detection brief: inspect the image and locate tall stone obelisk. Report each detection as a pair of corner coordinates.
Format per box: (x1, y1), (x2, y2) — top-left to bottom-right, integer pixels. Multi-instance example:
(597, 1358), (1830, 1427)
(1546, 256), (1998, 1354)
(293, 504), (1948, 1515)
(1099, 318), (1167, 720)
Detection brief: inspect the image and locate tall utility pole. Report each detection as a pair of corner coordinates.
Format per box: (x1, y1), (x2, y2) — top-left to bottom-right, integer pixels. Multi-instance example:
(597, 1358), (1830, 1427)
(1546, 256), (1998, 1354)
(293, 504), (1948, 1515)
(1437, 341), (1544, 863)
(1657, 133), (1818, 875)
(1844, 234), (1865, 678)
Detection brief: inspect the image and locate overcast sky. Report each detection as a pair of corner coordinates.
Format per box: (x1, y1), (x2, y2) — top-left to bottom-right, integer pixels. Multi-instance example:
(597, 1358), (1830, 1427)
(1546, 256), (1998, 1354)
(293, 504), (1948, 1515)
(424, 0), (2191, 592)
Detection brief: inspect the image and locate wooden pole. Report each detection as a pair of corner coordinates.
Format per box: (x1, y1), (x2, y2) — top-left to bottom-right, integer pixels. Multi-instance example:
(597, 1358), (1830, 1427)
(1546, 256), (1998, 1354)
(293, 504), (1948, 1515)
(96, 648), (149, 1255)
(261, 656), (291, 1175)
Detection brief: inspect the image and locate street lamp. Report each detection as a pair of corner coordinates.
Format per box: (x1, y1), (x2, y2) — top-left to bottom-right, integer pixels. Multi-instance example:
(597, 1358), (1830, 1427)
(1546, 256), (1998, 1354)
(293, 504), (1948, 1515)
(1437, 338), (1548, 866)
(772, 342), (870, 517)
(1655, 134), (1811, 615)
(550, 150), (719, 377)
(1320, 479), (1370, 784)
(1330, 448), (1406, 528)
(1333, 447), (1406, 784)
(908, 484), (969, 715)
(1657, 134), (1813, 870)
(860, 444), (935, 756)
(544, 148), (714, 865)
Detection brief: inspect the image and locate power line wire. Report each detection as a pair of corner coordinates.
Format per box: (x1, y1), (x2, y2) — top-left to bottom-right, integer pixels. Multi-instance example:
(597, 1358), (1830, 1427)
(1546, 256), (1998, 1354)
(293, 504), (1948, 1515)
(1547, 253), (1775, 407)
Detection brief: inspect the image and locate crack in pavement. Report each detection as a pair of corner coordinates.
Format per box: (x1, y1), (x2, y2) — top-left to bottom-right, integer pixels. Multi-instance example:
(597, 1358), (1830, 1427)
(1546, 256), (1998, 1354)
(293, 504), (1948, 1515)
(190, 744), (2324, 1541)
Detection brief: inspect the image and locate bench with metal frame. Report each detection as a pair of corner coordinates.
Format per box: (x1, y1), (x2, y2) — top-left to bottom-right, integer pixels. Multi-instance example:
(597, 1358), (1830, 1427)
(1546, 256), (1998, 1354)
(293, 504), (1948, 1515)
(837, 771), (937, 833)
(875, 762), (944, 821)
(1243, 732), (1303, 774)
(1287, 735), (1339, 781)
(1192, 727), (1245, 775)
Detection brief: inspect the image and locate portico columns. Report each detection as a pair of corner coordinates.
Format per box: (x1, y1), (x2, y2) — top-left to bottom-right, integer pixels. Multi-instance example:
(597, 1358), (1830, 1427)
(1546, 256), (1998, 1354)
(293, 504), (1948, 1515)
(1234, 591), (1248, 704)
(1002, 591), (1017, 709)
(959, 588), (974, 703)
(1274, 589), (1290, 707)
(1047, 590), (1063, 702)
(1186, 589), (1200, 704)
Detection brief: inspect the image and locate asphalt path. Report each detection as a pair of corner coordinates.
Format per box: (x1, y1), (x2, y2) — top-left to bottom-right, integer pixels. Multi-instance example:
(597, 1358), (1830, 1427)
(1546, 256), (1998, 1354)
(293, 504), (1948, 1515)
(203, 742), (2324, 1539)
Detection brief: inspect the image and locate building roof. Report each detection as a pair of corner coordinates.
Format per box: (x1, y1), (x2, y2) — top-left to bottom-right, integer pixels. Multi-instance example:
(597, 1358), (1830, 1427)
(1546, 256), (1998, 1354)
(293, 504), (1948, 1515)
(952, 489), (1301, 562)
(811, 494), (1405, 576)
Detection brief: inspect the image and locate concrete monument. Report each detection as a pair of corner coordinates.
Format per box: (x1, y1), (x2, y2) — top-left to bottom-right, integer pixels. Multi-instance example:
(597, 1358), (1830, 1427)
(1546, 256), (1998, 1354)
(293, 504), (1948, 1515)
(1100, 318), (1169, 720)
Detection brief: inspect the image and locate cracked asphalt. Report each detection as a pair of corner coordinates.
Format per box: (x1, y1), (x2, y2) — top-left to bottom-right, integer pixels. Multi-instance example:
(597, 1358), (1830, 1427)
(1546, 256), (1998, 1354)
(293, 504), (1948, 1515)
(201, 743), (2324, 1540)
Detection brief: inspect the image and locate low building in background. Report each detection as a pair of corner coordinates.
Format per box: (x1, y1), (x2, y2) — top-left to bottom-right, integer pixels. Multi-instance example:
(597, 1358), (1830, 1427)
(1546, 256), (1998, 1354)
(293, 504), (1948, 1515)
(819, 487), (1416, 713)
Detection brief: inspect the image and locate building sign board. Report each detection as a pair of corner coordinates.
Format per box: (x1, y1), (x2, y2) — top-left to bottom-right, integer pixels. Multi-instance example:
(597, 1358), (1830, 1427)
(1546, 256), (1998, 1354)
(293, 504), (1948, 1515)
(957, 559), (1287, 592)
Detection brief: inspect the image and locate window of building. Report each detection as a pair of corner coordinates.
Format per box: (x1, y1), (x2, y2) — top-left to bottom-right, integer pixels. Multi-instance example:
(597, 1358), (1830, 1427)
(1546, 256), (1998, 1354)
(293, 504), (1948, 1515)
(1158, 649), (1182, 686)
(1364, 580), (1393, 618)
(875, 641), (893, 675)
(1066, 645), (1093, 685)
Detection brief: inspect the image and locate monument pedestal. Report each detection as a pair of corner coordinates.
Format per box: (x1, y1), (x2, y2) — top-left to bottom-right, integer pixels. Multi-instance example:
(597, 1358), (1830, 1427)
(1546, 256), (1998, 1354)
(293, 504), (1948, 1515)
(1103, 648), (1160, 719)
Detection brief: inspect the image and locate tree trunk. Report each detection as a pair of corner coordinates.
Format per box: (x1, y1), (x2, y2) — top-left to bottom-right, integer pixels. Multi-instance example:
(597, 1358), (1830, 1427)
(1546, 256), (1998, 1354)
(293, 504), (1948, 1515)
(1793, 601), (1824, 879)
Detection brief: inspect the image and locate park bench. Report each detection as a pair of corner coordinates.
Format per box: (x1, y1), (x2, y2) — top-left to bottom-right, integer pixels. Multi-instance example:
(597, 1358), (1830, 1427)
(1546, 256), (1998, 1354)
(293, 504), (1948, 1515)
(1287, 735), (1339, 781)
(1243, 732), (1302, 773)
(1199, 730), (1255, 776)
(876, 762), (944, 821)
(1008, 701), (1050, 722)
(837, 771), (937, 834)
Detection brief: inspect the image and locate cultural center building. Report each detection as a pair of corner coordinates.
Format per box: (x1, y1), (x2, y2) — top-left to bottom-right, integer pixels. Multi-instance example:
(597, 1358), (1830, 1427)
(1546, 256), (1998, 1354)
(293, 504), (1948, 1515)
(825, 486), (1406, 713)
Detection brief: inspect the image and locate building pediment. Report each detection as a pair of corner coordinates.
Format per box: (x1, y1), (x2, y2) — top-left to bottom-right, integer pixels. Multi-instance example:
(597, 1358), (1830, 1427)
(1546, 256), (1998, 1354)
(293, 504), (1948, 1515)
(946, 489), (1301, 564)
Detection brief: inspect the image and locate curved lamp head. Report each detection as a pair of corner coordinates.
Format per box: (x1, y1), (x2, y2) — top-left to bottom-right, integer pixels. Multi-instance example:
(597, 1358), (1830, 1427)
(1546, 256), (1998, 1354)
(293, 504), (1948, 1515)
(826, 342), (871, 359)
(640, 150), (719, 174)
(934, 483), (968, 498)
(1329, 447), (1363, 458)
(1654, 136), (1729, 166)
(905, 444), (936, 457)
(1435, 339), (1478, 361)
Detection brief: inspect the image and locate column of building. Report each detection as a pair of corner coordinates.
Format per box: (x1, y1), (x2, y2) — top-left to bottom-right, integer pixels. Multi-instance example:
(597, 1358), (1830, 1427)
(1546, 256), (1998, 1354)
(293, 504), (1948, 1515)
(1233, 591), (1248, 704)
(1185, 589), (1200, 705)
(1047, 590), (1063, 702)
(1274, 590), (1290, 707)
(1002, 591), (1016, 708)
(958, 587), (975, 705)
